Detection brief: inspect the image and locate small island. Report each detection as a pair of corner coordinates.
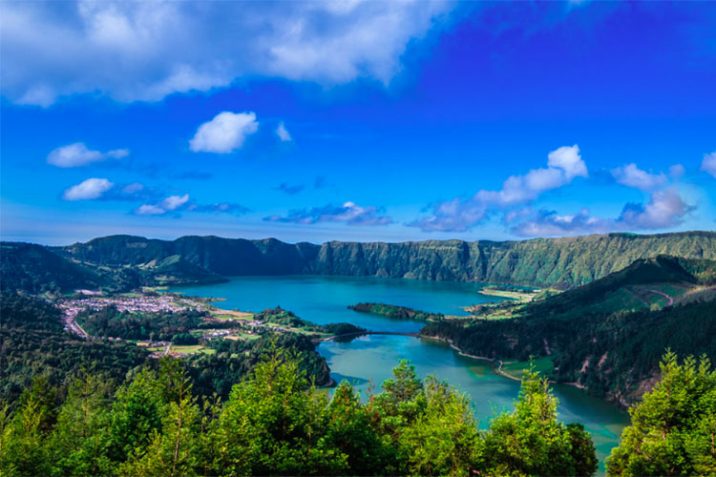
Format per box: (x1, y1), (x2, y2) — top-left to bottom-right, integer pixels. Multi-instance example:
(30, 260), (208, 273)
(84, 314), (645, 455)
(348, 302), (444, 322)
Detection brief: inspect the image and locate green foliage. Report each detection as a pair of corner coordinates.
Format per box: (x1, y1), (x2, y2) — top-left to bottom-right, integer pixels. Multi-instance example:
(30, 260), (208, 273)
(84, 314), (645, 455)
(46, 373), (113, 477)
(323, 382), (386, 475)
(423, 269), (716, 406)
(6, 232), (715, 293)
(118, 371), (200, 477)
(397, 377), (480, 476)
(77, 306), (207, 341)
(213, 352), (346, 476)
(0, 293), (148, 404)
(349, 303), (444, 322)
(480, 370), (597, 476)
(0, 353), (598, 477)
(607, 352), (716, 476)
(106, 367), (168, 463)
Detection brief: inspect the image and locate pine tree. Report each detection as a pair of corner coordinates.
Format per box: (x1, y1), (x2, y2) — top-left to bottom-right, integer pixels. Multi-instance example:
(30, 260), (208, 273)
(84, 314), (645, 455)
(399, 377), (480, 476)
(46, 373), (113, 477)
(607, 351), (716, 476)
(480, 369), (596, 476)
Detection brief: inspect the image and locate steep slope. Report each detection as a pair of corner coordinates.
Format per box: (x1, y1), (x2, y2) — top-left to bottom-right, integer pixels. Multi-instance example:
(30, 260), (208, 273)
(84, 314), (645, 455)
(421, 256), (716, 406)
(54, 231), (716, 288)
(0, 242), (104, 293)
(523, 255), (707, 317)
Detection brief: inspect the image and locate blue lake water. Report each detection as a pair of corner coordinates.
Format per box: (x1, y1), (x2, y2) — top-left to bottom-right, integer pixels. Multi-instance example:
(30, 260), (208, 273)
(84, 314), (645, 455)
(172, 275), (629, 472)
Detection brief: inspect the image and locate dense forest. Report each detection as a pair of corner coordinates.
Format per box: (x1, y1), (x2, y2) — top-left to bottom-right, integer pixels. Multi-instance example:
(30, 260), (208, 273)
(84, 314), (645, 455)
(422, 256), (716, 405)
(0, 293), (331, 404)
(2, 232), (715, 293)
(2, 348), (715, 476)
(0, 349), (598, 476)
(76, 307), (208, 342)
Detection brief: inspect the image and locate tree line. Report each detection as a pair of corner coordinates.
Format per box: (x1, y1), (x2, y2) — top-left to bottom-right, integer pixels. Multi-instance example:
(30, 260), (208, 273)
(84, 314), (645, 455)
(1, 350), (598, 477)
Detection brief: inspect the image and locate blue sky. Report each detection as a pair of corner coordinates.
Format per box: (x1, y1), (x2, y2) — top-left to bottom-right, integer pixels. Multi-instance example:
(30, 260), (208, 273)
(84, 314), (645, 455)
(1, 1), (715, 245)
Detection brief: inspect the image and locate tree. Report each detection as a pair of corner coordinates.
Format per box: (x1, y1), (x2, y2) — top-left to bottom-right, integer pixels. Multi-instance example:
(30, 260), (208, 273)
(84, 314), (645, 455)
(607, 351), (716, 476)
(480, 369), (597, 476)
(46, 373), (113, 477)
(118, 374), (201, 477)
(214, 351), (345, 476)
(323, 381), (386, 475)
(105, 367), (167, 464)
(399, 377), (480, 476)
(0, 396), (49, 476)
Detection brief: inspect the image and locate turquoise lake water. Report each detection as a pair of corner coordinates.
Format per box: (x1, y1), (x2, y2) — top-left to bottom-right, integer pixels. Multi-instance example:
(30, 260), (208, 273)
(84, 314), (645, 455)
(173, 275), (629, 471)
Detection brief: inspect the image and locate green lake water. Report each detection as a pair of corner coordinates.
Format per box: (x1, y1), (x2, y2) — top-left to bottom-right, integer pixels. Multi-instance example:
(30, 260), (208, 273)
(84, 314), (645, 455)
(172, 275), (629, 471)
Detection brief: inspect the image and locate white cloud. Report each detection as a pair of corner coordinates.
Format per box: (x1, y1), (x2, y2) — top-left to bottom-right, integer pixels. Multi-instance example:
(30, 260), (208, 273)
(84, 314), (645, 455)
(511, 188), (693, 237)
(611, 163), (667, 191)
(135, 204), (166, 216)
(161, 194), (189, 211)
(511, 209), (611, 237)
(47, 142), (129, 167)
(63, 178), (114, 200)
(547, 145), (588, 180)
(701, 151), (716, 178)
(411, 145), (588, 232)
(0, 1), (454, 105)
(136, 193), (190, 215)
(618, 188), (693, 229)
(189, 112), (259, 153)
(276, 122), (292, 142)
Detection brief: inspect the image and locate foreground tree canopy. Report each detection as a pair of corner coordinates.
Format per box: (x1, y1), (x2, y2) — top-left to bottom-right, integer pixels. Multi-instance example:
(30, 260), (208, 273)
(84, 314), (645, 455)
(0, 352), (596, 477)
(607, 351), (716, 476)
(3, 350), (714, 476)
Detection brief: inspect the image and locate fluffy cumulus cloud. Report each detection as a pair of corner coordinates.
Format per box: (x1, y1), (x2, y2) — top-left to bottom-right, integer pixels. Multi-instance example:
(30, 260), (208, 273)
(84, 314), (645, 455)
(63, 178), (114, 200)
(0, 1), (453, 105)
(611, 163), (667, 191)
(510, 189), (693, 237)
(411, 145), (588, 232)
(618, 188), (693, 229)
(276, 122), (292, 142)
(510, 209), (611, 237)
(413, 149), (697, 237)
(189, 112), (259, 153)
(264, 201), (392, 226)
(702, 151), (716, 178)
(48, 142), (128, 167)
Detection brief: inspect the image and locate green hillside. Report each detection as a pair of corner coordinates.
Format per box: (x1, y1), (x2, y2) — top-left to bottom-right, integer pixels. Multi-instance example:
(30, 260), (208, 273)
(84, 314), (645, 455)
(47, 231), (716, 289)
(0, 242), (104, 293)
(421, 256), (716, 406)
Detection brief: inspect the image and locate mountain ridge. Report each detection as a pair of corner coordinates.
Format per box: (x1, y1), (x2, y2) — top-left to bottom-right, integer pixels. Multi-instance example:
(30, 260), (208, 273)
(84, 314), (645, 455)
(1, 231), (714, 292)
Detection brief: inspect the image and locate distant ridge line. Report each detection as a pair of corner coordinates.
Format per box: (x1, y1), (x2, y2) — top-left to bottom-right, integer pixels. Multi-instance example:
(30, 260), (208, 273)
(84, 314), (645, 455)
(44, 230), (716, 289)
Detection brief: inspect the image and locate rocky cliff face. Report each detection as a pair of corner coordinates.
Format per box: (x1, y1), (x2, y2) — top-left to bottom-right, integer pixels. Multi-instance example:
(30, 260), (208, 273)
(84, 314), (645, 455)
(56, 231), (716, 288)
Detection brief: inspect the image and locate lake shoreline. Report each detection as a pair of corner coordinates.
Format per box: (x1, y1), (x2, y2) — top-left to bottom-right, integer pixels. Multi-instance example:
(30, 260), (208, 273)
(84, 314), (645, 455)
(419, 334), (523, 382)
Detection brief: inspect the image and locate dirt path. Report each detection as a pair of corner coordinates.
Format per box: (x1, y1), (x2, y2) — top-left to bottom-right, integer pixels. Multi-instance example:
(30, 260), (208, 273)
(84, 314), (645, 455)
(648, 289), (674, 306)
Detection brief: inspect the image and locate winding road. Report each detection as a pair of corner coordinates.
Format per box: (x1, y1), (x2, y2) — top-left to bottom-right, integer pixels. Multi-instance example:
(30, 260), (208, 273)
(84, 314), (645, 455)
(648, 289), (674, 306)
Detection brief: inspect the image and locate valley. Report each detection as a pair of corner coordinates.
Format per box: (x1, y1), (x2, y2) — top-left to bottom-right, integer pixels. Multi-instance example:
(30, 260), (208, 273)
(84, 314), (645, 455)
(2, 231), (715, 474)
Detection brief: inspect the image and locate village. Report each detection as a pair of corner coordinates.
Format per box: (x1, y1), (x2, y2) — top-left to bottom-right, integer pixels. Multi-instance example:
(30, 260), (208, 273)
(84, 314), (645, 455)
(55, 291), (301, 357)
